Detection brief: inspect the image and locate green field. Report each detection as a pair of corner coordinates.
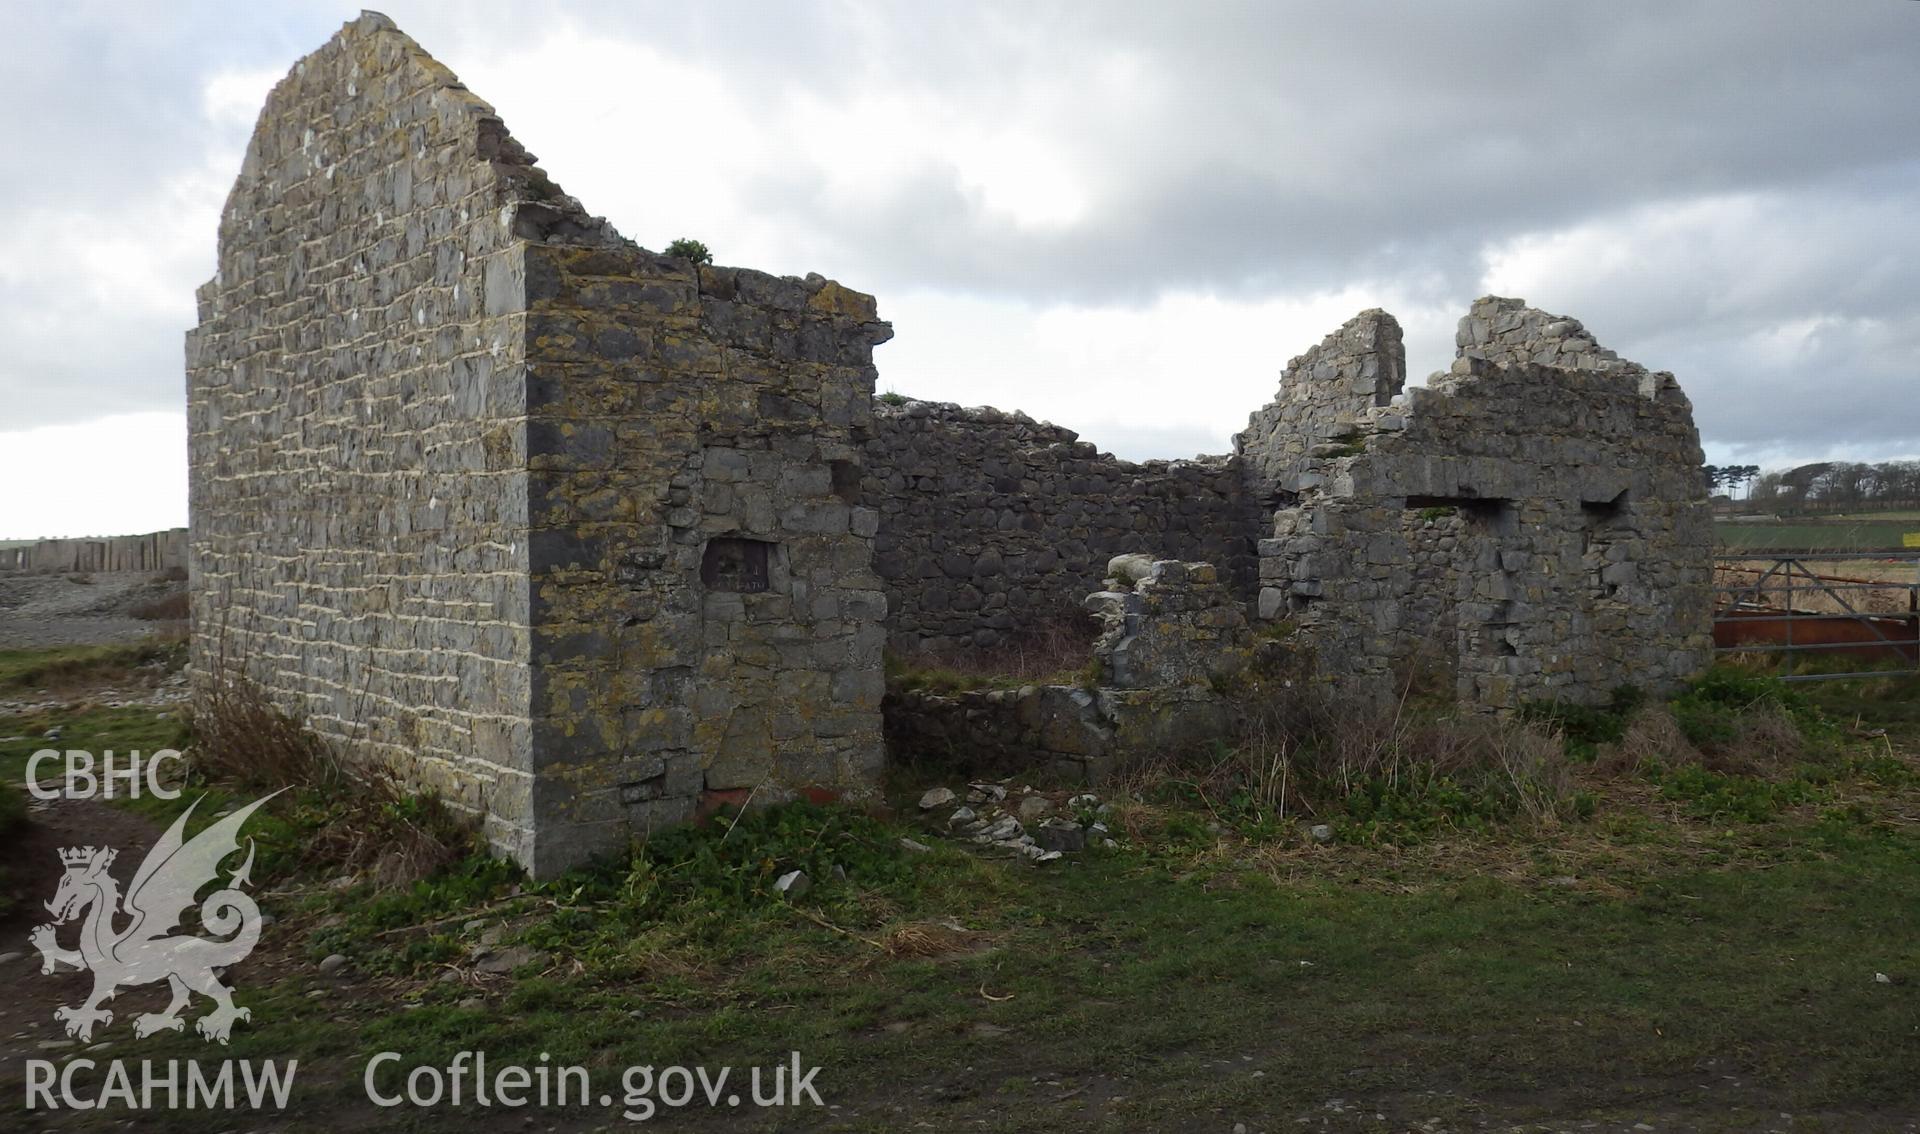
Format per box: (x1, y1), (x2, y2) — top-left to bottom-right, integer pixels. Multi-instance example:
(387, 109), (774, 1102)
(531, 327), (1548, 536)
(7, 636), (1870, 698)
(1716, 518), (1917, 551)
(1824, 510), (1920, 522)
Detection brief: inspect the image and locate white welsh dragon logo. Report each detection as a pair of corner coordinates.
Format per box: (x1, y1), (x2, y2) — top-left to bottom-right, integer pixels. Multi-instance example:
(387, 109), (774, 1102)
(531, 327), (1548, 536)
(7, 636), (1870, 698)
(30, 791), (282, 1045)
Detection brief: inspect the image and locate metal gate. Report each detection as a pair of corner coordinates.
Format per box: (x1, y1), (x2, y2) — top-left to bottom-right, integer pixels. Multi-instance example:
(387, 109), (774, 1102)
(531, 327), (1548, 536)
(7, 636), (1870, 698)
(1712, 552), (1920, 681)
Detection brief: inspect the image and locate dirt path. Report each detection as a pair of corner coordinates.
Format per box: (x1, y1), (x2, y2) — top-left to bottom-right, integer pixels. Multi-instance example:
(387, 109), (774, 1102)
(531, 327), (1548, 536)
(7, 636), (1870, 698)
(0, 571), (183, 649)
(0, 795), (170, 1066)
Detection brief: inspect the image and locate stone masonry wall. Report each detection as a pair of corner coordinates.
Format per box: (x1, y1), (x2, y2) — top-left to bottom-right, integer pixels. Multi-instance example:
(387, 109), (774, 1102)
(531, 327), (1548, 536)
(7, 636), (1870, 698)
(188, 14), (542, 861)
(1238, 298), (1714, 708)
(864, 401), (1262, 653)
(1458, 296), (1641, 376)
(189, 14), (892, 877)
(516, 243), (893, 870)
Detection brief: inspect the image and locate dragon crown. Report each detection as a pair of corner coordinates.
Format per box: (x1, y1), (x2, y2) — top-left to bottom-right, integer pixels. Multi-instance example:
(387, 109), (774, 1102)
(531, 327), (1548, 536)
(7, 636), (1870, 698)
(59, 846), (113, 867)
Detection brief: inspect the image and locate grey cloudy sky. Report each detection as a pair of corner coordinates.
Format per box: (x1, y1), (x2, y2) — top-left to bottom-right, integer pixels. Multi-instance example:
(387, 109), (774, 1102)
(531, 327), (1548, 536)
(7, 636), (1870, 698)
(2, 1), (1917, 537)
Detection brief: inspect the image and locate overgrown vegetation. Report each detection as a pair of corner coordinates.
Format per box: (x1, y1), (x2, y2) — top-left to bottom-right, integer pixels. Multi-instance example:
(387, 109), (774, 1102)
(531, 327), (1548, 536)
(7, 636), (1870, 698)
(663, 236), (713, 263)
(129, 590), (188, 620)
(5, 639), (1918, 1128)
(1521, 684), (1644, 758)
(1144, 652), (1916, 850)
(1142, 661), (1591, 845)
(307, 797), (1003, 998)
(0, 637), (183, 689)
(191, 660), (469, 888)
(1516, 661), (1898, 829)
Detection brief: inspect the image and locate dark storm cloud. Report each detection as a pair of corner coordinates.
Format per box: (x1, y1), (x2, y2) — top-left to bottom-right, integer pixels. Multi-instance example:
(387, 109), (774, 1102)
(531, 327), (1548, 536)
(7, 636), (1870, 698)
(710, 0), (1920, 303)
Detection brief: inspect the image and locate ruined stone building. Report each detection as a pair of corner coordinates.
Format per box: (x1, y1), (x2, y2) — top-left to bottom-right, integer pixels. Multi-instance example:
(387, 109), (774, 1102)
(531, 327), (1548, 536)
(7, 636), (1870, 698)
(188, 14), (1712, 876)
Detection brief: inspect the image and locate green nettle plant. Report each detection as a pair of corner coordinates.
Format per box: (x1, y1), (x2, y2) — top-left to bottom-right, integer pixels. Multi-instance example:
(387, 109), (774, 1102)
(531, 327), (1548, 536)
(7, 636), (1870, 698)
(664, 238), (713, 264)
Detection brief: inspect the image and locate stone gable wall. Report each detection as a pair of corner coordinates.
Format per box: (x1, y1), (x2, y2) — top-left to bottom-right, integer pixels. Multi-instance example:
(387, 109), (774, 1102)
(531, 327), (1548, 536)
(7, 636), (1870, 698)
(863, 401), (1263, 653)
(1240, 299), (1713, 707)
(187, 13), (543, 860)
(189, 14), (892, 877)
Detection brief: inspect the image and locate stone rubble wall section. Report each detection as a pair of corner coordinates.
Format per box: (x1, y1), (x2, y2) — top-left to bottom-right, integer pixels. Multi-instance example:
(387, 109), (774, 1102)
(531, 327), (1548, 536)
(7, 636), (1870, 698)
(863, 401), (1263, 653)
(884, 684), (1118, 785)
(886, 560), (1249, 780)
(1235, 310), (1405, 506)
(885, 669), (1237, 784)
(1, 529), (187, 574)
(1458, 295), (1640, 376)
(1242, 299), (1713, 708)
(1085, 559), (1253, 690)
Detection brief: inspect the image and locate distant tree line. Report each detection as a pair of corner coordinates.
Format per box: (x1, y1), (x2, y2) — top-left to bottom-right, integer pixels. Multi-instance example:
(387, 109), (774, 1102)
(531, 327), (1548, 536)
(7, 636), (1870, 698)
(1723, 460), (1920, 513)
(1703, 464), (1761, 498)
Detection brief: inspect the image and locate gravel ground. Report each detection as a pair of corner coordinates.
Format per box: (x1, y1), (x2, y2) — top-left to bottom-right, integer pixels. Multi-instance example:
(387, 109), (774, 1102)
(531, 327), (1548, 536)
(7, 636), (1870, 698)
(0, 570), (185, 649)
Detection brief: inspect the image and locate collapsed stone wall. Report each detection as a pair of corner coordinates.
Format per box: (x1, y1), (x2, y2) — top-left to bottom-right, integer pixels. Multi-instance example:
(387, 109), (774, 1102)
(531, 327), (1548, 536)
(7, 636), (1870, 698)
(1237, 310), (1405, 506)
(189, 14), (890, 877)
(884, 557), (1250, 781)
(864, 401), (1262, 653)
(1458, 296), (1641, 375)
(1237, 299), (1714, 707)
(1, 529), (186, 574)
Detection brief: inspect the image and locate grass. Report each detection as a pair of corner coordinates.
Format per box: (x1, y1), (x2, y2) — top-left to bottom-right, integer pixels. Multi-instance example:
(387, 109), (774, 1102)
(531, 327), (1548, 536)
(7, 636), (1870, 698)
(0, 651), (470, 908)
(5, 645), (1920, 1129)
(0, 703), (189, 784)
(0, 637), (185, 690)
(1522, 684), (1645, 758)
(36, 786), (1916, 1130)
(0, 700), (191, 922)
(1715, 518), (1917, 551)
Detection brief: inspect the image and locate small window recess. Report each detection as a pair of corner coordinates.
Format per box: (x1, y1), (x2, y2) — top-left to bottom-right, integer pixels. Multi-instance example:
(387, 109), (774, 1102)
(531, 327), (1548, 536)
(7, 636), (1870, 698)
(1405, 495), (1515, 535)
(701, 537), (772, 593)
(1581, 489), (1629, 525)
(829, 460), (862, 505)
